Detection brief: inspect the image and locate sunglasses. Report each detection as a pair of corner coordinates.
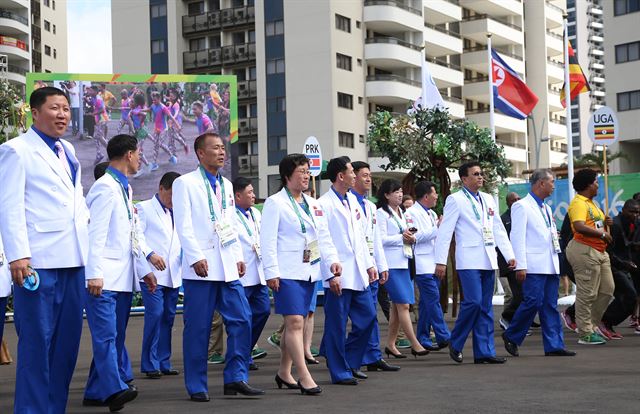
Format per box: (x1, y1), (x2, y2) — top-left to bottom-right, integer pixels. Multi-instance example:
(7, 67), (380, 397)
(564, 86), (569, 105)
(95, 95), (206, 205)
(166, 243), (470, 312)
(470, 172), (483, 177)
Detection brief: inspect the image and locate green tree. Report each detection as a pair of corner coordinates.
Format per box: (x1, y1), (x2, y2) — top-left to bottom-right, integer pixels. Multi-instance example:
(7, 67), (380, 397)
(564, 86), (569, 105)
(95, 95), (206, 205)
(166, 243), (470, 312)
(572, 148), (627, 171)
(368, 106), (511, 206)
(0, 79), (26, 144)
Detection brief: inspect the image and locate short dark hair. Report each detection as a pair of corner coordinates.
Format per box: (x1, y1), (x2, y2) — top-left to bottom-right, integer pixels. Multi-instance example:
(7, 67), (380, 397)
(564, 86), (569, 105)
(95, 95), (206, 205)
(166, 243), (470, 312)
(351, 161), (370, 174)
(279, 153), (309, 186)
(90, 85), (99, 92)
(572, 168), (598, 192)
(159, 172), (180, 190)
(107, 134), (138, 160)
(633, 192), (640, 201)
(233, 176), (252, 193)
(94, 161), (109, 180)
(623, 199), (640, 210)
(458, 161), (481, 178)
(415, 181), (436, 200)
(326, 156), (351, 183)
(194, 133), (223, 159)
(376, 179), (402, 216)
(29, 86), (69, 110)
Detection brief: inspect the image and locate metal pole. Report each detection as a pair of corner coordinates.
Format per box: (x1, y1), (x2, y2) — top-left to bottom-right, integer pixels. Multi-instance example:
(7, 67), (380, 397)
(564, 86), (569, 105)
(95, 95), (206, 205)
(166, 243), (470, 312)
(603, 145), (609, 216)
(487, 33), (495, 143)
(563, 15), (575, 198)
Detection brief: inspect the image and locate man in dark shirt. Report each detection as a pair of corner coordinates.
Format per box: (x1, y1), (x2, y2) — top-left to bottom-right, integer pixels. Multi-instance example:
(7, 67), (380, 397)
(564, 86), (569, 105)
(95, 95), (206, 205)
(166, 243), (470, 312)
(499, 192), (522, 329)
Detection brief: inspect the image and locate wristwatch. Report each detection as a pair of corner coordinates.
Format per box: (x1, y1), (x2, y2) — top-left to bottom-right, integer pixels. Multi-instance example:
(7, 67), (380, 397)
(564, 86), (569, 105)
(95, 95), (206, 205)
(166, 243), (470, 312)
(600, 232), (606, 239)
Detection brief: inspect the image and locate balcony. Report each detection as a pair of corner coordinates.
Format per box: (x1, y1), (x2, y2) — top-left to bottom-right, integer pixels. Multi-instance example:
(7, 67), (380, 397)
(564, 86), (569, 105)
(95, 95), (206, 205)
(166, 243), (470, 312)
(424, 22), (462, 57)
(423, 0), (462, 24)
(442, 95), (465, 118)
(550, 149), (567, 166)
(462, 45), (524, 76)
(364, 37), (422, 70)
(427, 58), (463, 88)
(459, 0), (523, 17)
(364, 0), (424, 33)
(31, 0), (39, 18)
(221, 5), (255, 28)
(366, 74), (421, 106)
(222, 43), (256, 64)
(182, 5), (255, 35)
(0, 35), (29, 60)
(545, 1), (564, 29)
(547, 88), (563, 111)
(461, 14), (524, 47)
(546, 29), (563, 56)
(183, 43), (255, 70)
(5, 63), (27, 84)
(238, 154), (259, 175)
(238, 117), (258, 137)
(547, 58), (564, 83)
(237, 80), (257, 100)
(548, 120), (567, 139)
(31, 24), (41, 42)
(0, 9), (29, 35)
(466, 109), (527, 134)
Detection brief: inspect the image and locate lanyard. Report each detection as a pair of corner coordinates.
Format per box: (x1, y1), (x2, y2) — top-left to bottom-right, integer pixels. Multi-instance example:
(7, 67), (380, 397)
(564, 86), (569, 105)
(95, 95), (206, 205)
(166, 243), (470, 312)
(462, 188), (488, 223)
(537, 203), (552, 228)
(286, 189), (315, 234)
(367, 203), (375, 233)
(199, 166), (226, 222)
(106, 170), (132, 221)
(389, 208), (406, 234)
(587, 202), (603, 222)
(236, 208), (258, 237)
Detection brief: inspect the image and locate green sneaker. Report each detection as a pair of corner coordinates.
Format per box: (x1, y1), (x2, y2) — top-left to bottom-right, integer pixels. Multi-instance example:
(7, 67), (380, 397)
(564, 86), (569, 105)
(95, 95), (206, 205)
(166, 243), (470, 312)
(267, 332), (281, 348)
(251, 347), (267, 360)
(310, 346), (320, 357)
(577, 333), (606, 345)
(207, 352), (225, 364)
(396, 339), (411, 349)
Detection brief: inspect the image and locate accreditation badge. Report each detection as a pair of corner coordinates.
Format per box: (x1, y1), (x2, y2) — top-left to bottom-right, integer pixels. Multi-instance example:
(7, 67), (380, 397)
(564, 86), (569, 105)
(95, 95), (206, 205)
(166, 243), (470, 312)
(253, 242), (262, 260)
(552, 231), (561, 253)
(131, 228), (141, 257)
(402, 242), (414, 259)
(216, 220), (238, 248)
(0, 252), (4, 266)
(482, 226), (495, 246)
(366, 236), (374, 257)
(303, 239), (320, 265)
(595, 220), (604, 229)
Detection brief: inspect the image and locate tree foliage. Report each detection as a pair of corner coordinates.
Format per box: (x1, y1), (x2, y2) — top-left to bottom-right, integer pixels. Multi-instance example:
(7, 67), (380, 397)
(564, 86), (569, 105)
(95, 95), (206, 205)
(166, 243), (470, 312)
(368, 106), (511, 206)
(0, 79), (26, 144)
(572, 148), (627, 171)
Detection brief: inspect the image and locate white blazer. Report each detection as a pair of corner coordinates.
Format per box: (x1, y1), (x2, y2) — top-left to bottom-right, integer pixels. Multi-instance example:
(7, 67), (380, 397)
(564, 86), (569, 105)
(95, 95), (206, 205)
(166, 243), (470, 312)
(234, 206), (266, 287)
(172, 169), (243, 282)
(137, 196), (183, 289)
(0, 128), (89, 268)
(355, 195), (389, 274)
(377, 207), (413, 270)
(435, 190), (514, 270)
(260, 188), (339, 282)
(510, 194), (560, 275)
(318, 190), (374, 291)
(85, 173), (150, 292)
(0, 235), (12, 298)
(407, 203), (438, 275)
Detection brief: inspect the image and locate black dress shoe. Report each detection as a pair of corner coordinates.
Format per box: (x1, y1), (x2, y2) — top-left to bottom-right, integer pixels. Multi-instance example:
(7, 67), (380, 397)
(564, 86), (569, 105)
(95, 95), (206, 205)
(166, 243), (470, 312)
(474, 356), (507, 364)
(161, 369), (180, 375)
(224, 381), (265, 396)
(366, 359), (401, 372)
(335, 377), (358, 385)
(190, 392), (210, 402)
(107, 388), (138, 412)
(145, 370), (162, 379)
(449, 345), (463, 363)
(545, 349), (577, 357)
(275, 374), (300, 389)
(502, 332), (519, 357)
(351, 369), (368, 379)
(298, 380), (322, 395)
(249, 362), (259, 371)
(305, 356), (320, 364)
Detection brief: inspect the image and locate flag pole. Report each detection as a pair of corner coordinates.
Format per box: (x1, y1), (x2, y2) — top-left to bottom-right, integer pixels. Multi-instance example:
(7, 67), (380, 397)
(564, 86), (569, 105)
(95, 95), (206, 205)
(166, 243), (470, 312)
(563, 14), (575, 199)
(603, 145), (609, 215)
(487, 33), (495, 143)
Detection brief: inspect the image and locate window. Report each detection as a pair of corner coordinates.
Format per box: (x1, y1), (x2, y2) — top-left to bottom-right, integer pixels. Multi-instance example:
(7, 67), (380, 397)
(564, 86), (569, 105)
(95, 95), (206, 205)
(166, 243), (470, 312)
(616, 41), (640, 63)
(358, 96), (363, 104)
(265, 20), (284, 36)
(617, 90), (640, 111)
(335, 14), (350, 33)
(356, 20), (361, 29)
(151, 4), (167, 18)
(250, 103), (258, 117)
(189, 37), (206, 51)
(268, 135), (287, 151)
(44, 45), (51, 56)
(53, 49), (56, 59)
(209, 35), (221, 48)
(337, 92), (353, 109)
(43, 0), (50, 6)
(53, 24), (56, 34)
(249, 66), (257, 80)
(188, 1), (205, 15)
(338, 131), (354, 148)
(614, 0), (640, 15)
(233, 68), (246, 81)
(208, 0), (220, 11)
(248, 30), (256, 43)
(232, 31), (245, 45)
(266, 58), (285, 74)
(357, 58), (362, 67)
(336, 53), (352, 71)
(267, 97), (286, 113)
(231, 0), (244, 7)
(44, 20), (50, 31)
(359, 134), (365, 143)
(151, 39), (166, 54)
(52, 0), (55, 10)
(238, 106), (248, 118)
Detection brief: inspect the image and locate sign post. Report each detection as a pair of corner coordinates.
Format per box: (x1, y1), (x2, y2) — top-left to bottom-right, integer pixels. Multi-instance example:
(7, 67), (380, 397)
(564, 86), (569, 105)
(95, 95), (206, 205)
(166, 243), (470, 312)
(587, 106), (619, 215)
(303, 136), (322, 199)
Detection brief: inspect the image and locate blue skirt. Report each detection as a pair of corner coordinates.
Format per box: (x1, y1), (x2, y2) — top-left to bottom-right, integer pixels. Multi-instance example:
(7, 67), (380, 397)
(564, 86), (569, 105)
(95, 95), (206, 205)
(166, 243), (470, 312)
(385, 268), (415, 304)
(273, 279), (315, 316)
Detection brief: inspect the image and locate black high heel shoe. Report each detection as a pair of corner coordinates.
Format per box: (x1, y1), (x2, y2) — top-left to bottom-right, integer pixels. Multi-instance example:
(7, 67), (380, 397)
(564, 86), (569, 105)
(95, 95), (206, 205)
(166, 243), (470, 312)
(305, 356), (320, 365)
(275, 374), (300, 389)
(298, 380), (322, 395)
(384, 347), (407, 359)
(411, 348), (430, 358)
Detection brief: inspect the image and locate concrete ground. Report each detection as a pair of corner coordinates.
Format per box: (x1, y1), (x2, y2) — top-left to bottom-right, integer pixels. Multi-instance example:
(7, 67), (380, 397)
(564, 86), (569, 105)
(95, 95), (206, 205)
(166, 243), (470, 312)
(1, 305), (637, 414)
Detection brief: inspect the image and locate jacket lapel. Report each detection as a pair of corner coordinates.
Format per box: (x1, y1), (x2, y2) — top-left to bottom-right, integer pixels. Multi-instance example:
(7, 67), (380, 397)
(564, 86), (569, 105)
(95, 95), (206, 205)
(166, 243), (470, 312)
(27, 131), (74, 191)
(152, 196), (172, 237)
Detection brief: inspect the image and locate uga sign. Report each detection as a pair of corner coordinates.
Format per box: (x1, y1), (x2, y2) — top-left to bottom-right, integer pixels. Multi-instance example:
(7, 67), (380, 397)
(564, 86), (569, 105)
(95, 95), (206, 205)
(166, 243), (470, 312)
(588, 106), (619, 146)
(303, 136), (322, 177)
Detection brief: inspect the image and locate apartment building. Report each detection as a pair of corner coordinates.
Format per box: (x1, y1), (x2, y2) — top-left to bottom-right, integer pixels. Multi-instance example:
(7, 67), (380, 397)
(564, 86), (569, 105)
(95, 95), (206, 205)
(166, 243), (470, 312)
(0, 0), (31, 89)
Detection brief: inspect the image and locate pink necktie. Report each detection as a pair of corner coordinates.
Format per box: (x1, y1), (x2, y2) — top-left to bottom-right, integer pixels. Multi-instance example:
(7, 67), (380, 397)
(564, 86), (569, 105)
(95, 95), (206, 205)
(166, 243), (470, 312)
(54, 141), (72, 179)
(215, 181), (223, 209)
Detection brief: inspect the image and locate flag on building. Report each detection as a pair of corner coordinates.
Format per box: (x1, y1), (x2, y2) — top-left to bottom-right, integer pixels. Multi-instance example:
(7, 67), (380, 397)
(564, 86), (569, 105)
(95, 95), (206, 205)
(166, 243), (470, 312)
(491, 49), (538, 119)
(560, 41), (590, 107)
(410, 52), (445, 113)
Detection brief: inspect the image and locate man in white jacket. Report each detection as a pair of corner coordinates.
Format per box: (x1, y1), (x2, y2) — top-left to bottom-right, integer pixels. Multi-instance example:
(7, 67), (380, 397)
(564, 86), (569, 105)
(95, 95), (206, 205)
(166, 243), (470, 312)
(83, 134), (157, 411)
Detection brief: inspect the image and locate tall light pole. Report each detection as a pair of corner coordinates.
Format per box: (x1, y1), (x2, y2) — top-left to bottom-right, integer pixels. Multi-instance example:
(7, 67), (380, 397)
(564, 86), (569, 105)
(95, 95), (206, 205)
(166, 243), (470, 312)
(528, 114), (550, 170)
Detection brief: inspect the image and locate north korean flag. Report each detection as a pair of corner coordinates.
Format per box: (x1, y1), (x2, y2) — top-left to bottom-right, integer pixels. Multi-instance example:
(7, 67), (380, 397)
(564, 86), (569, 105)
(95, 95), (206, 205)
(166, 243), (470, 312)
(308, 154), (321, 170)
(491, 49), (538, 120)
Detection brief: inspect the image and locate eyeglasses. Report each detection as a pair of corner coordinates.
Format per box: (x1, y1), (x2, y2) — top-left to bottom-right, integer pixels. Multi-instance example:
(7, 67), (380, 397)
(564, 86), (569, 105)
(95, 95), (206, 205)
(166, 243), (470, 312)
(295, 169), (311, 176)
(471, 172), (483, 177)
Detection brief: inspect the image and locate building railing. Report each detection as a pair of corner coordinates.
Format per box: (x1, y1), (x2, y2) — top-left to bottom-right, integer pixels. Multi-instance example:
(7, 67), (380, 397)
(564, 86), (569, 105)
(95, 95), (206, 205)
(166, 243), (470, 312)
(182, 5), (255, 35)
(546, 1), (565, 13)
(424, 22), (461, 39)
(365, 37), (422, 51)
(0, 36), (29, 52)
(497, 139), (526, 149)
(7, 64), (27, 75)
(183, 42), (256, 70)
(463, 44), (523, 60)
(547, 58), (563, 68)
(31, 25), (41, 42)
(442, 95), (464, 104)
(363, 0), (422, 16)
(0, 9), (29, 25)
(464, 75), (489, 83)
(366, 74), (421, 87)
(238, 117), (258, 136)
(546, 29), (563, 40)
(427, 56), (461, 71)
(237, 80), (257, 99)
(462, 13), (522, 31)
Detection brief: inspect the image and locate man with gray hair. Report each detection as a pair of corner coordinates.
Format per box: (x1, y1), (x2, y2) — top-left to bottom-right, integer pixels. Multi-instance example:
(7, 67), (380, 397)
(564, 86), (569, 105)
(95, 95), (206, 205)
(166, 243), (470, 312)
(502, 169), (576, 357)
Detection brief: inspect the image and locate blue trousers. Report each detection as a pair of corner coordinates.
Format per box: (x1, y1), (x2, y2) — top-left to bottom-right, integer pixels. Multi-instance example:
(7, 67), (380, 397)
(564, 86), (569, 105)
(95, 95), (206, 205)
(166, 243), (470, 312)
(140, 283), (180, 373)
(362, 281), (383, 365)
(13, 267), (84, 414)
(450, 269), (496, 359)
(84, 290), (133, 401)
(244, 284), (271, 362)
(320, 287), (377, 383)
(0, 296), (6, 343)
(505, 273), (565, 353)
(415, 274), (451, 346)
(183, 279), (251, 395)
